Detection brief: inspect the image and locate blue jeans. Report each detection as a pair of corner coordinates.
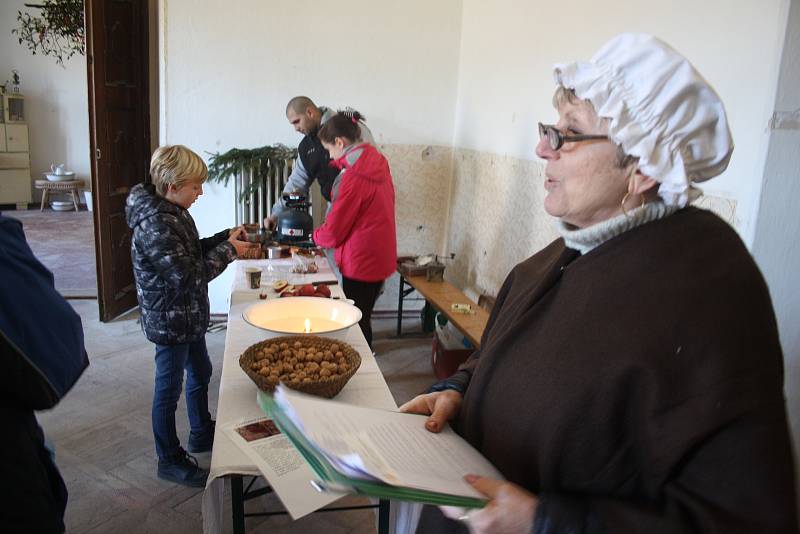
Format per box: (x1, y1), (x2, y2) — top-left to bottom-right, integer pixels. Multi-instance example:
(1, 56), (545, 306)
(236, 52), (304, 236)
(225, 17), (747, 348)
(152, 338), (213, 462)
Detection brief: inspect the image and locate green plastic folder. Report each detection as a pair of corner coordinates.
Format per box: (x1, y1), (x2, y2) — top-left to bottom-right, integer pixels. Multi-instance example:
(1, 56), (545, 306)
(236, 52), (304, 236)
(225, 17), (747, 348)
(257, 390), (487, 509)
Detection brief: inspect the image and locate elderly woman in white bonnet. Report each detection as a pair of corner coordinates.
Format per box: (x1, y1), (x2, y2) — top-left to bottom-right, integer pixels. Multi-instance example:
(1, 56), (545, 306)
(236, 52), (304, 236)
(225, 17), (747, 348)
(402, 34), (797, 534)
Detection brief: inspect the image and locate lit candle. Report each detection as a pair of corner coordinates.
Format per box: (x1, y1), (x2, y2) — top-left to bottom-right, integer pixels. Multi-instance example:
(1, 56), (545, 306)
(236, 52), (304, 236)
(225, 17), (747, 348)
(304, 318), (311, 334)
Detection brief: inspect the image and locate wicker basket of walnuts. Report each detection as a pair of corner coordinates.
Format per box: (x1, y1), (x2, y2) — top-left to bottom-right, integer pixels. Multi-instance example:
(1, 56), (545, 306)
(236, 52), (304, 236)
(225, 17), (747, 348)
(239, 335), (361, 398)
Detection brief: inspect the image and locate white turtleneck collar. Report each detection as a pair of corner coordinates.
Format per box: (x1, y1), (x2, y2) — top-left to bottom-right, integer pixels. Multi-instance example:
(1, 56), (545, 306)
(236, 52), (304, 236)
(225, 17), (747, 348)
(557, 201), (680, 255)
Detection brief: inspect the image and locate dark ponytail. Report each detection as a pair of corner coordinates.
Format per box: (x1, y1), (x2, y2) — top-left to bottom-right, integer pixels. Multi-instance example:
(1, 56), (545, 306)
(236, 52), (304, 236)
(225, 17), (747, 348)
(318, 111), (363, 145)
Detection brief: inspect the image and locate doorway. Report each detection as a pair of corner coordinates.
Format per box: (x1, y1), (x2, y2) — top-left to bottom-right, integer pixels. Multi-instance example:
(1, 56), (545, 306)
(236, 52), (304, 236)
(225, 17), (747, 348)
(0, 1), (98, 298)
(2, 0), (155, 318)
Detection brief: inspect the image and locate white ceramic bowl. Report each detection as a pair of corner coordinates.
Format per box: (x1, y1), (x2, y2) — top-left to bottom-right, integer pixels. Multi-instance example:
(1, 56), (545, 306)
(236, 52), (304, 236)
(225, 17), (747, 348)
(243, 297), (362, 339)
(46, 172), (75, 182)
(50, 200), (74, 211)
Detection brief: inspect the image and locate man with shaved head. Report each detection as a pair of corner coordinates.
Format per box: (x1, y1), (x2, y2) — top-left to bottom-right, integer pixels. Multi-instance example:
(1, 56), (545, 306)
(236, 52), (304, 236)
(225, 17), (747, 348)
(267, 96), (374, 228)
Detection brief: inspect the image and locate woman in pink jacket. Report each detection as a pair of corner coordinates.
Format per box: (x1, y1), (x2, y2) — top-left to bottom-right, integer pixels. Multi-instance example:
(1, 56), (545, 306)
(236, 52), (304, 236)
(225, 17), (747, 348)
(313, 112), (397, 348)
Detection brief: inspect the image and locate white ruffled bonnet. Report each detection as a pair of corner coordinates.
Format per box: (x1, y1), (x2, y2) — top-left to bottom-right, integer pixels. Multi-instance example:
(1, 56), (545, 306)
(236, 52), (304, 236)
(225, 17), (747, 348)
(553, 33), (734, 207)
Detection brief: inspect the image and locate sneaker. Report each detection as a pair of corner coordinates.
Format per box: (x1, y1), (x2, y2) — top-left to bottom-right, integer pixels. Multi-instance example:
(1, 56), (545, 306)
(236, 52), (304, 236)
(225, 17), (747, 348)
(157, 448), (208, 487)
(187, 419), (215, 453)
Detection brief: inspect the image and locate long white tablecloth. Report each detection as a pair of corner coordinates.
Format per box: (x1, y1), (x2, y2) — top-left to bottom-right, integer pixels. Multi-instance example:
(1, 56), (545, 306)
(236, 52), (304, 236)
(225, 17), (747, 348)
(202, 258), (420, 533)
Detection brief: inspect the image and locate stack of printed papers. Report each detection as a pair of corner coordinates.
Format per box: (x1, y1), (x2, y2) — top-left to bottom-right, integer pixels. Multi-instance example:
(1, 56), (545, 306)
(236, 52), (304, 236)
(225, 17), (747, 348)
(258, 385), (503, 508)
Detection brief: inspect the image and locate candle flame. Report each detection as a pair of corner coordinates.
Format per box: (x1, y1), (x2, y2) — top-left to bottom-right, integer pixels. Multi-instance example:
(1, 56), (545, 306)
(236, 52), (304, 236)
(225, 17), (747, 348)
(304, 318), (311, 334)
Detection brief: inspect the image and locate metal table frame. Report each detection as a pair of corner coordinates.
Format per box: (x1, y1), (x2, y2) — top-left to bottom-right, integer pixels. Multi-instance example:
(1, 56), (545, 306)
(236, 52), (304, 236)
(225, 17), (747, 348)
(229, 474), (390, 534)
(396, 274), (428, 337)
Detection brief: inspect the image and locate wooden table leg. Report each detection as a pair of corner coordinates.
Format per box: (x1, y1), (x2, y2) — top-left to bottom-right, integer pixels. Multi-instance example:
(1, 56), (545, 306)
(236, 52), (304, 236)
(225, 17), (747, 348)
(71, 189), (81, 211)
(40, 188), (49, 211)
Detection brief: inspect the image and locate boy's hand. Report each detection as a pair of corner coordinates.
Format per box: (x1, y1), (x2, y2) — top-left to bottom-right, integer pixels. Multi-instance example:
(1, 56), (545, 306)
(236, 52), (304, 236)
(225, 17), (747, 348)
(264, 215), (277, 231)
(229, 225), (246, 240)
(227, 235), (251, 257)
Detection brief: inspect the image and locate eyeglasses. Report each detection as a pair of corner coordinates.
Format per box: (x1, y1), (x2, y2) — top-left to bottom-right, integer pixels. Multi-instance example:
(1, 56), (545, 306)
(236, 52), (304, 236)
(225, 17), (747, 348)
(538, 122), (609, 151)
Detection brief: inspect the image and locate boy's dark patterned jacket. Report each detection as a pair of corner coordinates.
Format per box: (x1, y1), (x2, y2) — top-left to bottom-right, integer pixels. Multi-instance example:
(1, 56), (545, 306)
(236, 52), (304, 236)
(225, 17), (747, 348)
(125, 183), (236, 345)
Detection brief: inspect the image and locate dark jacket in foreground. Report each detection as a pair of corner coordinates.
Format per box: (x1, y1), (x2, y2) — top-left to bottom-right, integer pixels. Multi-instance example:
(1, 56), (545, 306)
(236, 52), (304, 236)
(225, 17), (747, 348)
(0, 213), (89, 534)
(420, 208), (797, 534)
(125, 183), (236, 345)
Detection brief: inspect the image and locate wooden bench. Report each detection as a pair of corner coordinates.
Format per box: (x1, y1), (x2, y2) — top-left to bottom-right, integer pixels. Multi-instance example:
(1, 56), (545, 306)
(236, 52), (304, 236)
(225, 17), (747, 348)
(396, 272), (489, 348)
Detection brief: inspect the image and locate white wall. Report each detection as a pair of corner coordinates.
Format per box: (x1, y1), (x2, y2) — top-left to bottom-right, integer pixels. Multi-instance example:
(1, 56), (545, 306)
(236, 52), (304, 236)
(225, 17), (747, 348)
(752, 0), (800, 477)
(0, 1), (91, 200)
(452, 0), (789, 245)
(159, 0), (463, 312)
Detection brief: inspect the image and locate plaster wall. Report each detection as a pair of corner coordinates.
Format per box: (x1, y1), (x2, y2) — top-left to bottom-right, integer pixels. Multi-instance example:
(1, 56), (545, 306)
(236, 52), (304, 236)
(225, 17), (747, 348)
(752, 0), (800, 487)
(445, 149), (736, 298)
(0, 0), (91, 205)
(450, 0), (788, 255)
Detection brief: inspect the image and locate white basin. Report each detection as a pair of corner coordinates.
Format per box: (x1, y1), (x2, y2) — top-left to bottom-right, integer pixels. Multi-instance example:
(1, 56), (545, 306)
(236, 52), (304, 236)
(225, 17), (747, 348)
(45, 172), (75, 182)
(243, 297), (362, 339)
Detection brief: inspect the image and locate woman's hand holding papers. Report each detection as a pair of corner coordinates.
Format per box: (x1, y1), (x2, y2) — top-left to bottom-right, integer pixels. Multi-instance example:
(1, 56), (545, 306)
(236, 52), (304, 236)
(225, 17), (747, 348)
(401, 391), (539, 532)
(450, 474), (539, 534)
(398, 390), (462, 433)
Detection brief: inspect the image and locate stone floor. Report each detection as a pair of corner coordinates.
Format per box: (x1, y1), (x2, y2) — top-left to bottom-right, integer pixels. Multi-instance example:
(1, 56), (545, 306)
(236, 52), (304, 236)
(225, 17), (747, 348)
(38, 301), (436, 533)
(5, 208), (97, 298)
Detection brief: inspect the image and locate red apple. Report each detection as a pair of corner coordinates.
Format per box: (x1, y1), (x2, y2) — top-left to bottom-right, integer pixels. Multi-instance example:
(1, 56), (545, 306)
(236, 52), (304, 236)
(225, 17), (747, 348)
(299, 284), (316, 297)
(316, 284), (331, 297)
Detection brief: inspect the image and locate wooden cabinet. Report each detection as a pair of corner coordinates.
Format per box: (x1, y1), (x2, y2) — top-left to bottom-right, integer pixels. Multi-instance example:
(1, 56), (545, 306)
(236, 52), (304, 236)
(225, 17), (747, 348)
(0, 94), (32, 208)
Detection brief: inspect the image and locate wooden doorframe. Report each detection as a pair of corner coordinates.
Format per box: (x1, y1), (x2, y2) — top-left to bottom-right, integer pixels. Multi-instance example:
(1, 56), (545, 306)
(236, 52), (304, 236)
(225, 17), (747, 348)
(86, 0), (153, 322)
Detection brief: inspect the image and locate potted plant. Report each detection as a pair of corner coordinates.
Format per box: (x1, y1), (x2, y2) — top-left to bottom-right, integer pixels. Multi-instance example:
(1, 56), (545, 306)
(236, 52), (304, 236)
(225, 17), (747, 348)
(12, 0), (85, 67)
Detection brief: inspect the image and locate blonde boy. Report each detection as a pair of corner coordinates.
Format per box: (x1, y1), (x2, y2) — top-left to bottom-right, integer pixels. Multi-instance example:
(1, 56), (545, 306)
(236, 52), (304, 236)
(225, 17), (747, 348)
(125, 145), (248, 486)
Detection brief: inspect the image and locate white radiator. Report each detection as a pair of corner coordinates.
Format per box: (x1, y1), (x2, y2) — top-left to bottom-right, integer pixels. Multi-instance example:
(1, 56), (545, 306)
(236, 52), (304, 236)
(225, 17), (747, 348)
(233, 158), (294, 226)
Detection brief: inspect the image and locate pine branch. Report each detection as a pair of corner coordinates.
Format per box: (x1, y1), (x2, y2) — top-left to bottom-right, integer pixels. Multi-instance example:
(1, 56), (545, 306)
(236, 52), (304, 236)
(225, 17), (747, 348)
(207, 144), (298, 202)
